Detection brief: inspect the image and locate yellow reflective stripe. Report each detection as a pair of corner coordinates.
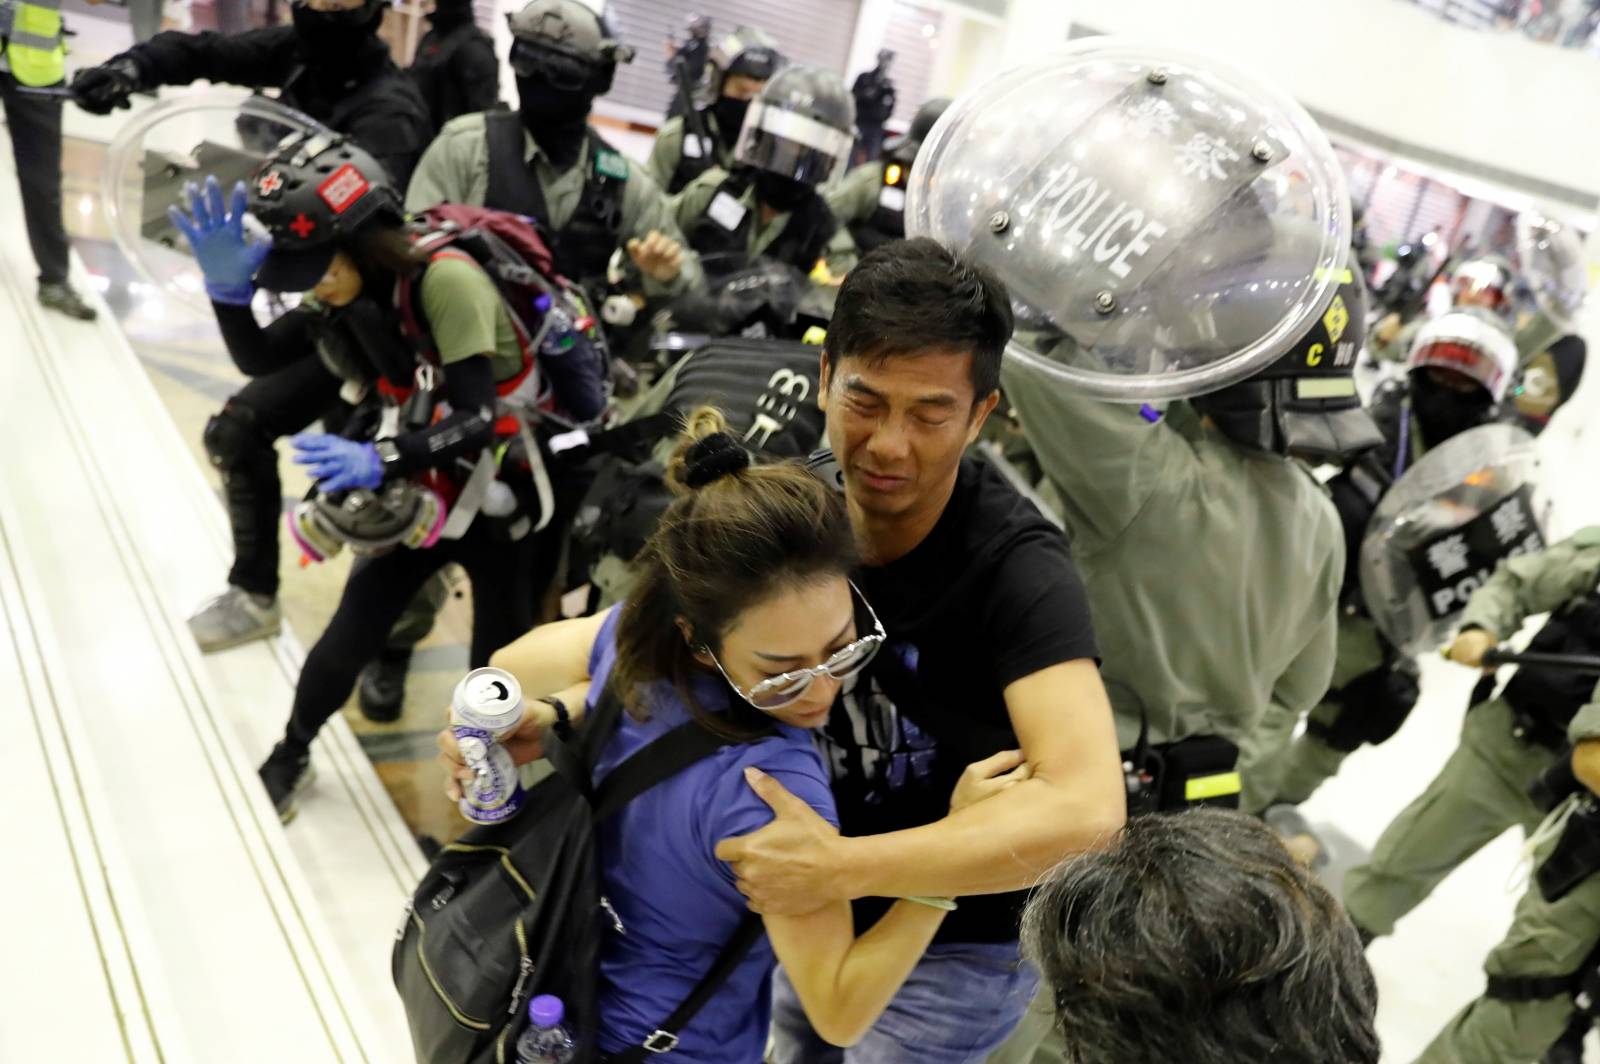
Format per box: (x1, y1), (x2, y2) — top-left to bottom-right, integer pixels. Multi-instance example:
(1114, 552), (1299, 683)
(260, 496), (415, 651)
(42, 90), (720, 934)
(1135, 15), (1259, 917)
(8, 29), (59, 49)
(1185, 771), (1243, 802)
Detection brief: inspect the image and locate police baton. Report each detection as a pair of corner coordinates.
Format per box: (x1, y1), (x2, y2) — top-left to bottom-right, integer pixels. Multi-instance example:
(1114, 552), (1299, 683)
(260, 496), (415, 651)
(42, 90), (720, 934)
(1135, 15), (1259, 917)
(1482, 648), (1600, 674)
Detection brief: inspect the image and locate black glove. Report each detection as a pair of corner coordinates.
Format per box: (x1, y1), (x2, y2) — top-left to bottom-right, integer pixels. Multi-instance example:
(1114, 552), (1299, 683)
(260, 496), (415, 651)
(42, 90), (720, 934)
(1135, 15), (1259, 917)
(70, 57), (141, 115)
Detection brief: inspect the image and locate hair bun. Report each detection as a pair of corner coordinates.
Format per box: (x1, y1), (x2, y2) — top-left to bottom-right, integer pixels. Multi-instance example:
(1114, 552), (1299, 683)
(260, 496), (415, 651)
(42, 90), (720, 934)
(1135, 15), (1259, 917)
(683, 432), (752, 489)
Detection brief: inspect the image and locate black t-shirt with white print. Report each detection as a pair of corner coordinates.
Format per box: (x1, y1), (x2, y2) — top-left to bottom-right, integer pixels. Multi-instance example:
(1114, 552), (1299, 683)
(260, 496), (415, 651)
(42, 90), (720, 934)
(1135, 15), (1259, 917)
(812, 454), (1099, 945)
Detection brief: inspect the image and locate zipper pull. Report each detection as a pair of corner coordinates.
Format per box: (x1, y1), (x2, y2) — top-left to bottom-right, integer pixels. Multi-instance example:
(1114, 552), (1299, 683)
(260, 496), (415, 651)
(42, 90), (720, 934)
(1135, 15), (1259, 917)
(507, 956), (535, 1016)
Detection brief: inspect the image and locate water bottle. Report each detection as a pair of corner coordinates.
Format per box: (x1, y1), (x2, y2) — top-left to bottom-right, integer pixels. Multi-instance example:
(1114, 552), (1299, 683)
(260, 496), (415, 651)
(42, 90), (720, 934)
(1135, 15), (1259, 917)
(533, 294), (606, 421)
(514, 995), (575, 1064)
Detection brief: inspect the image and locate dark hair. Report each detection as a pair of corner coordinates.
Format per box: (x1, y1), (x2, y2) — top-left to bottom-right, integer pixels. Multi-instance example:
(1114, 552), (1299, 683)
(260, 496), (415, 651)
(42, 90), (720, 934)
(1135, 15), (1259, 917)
(347, 222), (432, 280)
(1022, 809), (1380, 1064)
(610, 407), (858, 735)
(824, 237), (1013, 404)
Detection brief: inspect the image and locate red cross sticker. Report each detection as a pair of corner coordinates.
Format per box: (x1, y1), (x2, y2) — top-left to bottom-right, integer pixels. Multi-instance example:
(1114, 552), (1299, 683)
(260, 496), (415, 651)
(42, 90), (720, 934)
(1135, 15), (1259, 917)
(288, 212), (317, 240)
(257, 170), (284, 196)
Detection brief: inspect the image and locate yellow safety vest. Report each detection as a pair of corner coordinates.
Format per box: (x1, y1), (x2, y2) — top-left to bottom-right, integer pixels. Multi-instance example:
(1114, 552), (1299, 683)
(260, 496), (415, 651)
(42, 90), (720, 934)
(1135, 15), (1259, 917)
(0, 0), (66, 88)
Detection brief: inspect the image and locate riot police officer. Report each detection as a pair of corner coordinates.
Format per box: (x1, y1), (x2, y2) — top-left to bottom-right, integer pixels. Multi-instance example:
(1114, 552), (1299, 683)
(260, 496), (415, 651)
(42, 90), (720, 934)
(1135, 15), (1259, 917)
(825, 97), (950, 254)
(406, 0), (699, 301)
(1368, 254), (1516, 364)
(850, 48), (896, 164)
(901, 44), (1379, 1064)
(1240, 310), (1524, 825)
(672, 65), (859, 282)
(1393, 529), (1600, 1062)
(648, 25), (782, 195)
(68, 0), (434, 192)
(662, 13), (711, 119)
(408, 0), (499, 131)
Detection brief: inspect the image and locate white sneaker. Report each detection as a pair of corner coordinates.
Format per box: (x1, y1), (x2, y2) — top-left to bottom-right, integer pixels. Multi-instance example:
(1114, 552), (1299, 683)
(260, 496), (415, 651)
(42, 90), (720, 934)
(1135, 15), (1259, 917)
(187, 586), (281, 653)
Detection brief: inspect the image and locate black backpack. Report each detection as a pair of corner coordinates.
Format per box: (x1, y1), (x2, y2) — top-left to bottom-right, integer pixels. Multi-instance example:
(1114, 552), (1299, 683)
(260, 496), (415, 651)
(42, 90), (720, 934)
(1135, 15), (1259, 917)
(393, 686), (769, 1063)
(569, 337), (827, 571)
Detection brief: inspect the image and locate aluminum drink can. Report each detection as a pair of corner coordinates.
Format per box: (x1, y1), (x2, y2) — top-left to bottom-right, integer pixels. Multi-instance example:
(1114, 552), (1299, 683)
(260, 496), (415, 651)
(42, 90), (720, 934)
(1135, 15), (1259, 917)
(450, 667), (527, 824)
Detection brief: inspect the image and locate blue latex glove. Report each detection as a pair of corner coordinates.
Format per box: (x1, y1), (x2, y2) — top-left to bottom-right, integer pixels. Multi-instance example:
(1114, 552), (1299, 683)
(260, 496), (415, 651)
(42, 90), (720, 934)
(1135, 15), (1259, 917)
(291, 434), (384, 494)
(167, 175), (271, 306)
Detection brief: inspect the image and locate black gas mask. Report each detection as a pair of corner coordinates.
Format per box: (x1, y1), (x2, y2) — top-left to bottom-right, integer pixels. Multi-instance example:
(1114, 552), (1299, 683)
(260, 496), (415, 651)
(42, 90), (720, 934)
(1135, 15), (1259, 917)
(292, 0), (384, 59)
(1409, 370), (1495, 448)
(754, 172), (813, 212)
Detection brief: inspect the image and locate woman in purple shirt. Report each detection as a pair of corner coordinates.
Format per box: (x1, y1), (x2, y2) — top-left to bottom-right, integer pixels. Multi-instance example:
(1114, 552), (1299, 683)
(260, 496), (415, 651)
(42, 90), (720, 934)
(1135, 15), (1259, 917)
(443, 409), (1026, 1061)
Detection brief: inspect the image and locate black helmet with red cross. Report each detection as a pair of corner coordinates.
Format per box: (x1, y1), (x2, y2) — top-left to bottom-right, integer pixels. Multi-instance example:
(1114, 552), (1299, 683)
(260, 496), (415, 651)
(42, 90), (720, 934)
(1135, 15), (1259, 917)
(247, 132), (404, 292)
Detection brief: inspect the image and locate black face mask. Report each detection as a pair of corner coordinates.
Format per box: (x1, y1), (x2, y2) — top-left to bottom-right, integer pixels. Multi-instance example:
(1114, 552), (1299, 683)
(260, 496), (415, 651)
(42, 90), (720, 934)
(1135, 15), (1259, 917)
(710, 96), (751, 149)
(516, 75), (593, 169)
(1410, 373), (1494, 447)
(754, 171), (813, 212)
(292, 2), (382, 59)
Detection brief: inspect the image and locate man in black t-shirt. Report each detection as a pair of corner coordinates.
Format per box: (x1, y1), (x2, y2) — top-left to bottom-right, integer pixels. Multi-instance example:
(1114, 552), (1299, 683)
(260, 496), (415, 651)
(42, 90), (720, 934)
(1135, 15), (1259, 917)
(716, 239), (1125, 1063)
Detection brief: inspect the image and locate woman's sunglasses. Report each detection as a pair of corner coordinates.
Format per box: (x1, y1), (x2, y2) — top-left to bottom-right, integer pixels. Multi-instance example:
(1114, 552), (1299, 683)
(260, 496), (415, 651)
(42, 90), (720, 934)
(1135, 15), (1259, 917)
(706, 581), (885, 712)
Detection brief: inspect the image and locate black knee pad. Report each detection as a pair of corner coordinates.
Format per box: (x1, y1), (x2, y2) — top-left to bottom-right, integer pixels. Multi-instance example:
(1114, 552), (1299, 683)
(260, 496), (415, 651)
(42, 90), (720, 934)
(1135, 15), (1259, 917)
(202, 402), (271, 472)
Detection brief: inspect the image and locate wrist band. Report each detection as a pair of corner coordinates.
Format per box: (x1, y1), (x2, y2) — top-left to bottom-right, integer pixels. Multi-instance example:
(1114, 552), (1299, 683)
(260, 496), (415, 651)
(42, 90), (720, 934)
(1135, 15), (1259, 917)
(903, 896), (957, 911)
(538, 696), (572, 734)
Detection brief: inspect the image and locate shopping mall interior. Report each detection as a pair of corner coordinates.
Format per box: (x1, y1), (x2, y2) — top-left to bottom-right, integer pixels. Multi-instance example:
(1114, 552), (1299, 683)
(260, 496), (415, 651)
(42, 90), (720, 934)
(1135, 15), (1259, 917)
(6, 0), (1600, 1061)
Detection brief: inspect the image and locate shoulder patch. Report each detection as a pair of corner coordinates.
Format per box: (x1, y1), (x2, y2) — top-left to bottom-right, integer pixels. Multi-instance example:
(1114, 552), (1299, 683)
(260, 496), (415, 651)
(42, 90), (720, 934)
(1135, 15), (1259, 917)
(595, 149), (629, 181)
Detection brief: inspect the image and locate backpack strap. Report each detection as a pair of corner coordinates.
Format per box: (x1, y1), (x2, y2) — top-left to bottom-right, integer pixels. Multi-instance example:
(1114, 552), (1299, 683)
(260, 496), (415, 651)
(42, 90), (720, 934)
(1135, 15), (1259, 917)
(484, 110), (551, 221)
(604, 913), (766, 1062)
(592, 718), (754, 821)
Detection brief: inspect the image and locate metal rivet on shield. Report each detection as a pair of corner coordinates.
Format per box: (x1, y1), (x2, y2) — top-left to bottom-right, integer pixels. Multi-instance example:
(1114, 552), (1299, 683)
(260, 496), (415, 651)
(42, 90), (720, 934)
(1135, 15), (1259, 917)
(1251, 141), (1274, 163)
(1147, 69), (1168, 86)
(1094, 291), (1117, 315)
(988, 210), (1011, 234)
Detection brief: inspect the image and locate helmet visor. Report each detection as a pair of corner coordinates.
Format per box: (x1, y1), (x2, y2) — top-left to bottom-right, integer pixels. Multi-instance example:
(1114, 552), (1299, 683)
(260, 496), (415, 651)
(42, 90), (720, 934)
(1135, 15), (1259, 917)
(735, 101), (853, 185)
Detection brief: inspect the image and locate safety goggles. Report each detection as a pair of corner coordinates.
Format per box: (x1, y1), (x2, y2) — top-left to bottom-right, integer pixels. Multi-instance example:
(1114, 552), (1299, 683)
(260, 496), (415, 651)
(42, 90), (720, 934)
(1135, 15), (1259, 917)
(510, 39), (595, 91)
(708, 581), (885, 712)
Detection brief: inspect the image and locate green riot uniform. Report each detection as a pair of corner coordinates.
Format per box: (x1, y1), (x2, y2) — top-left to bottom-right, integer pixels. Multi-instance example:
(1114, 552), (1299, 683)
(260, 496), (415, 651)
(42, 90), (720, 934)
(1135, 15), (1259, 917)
(1001, 359), (1344, 756)
(405, 112), (705, 301)
(1343, 528), (1600, 940)
(1413, 691), (1600, 1063)
(987, 362), (1344, 1064)
(645, 112), (734, 194)
(822, 159), (884, 228)
(672, 166), (859, 279)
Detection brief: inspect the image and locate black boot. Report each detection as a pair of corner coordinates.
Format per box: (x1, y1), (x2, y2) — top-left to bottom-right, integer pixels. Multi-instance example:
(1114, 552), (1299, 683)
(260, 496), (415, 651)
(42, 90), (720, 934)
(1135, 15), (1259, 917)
(258, 740), (314, 824)
(358, 649), (411, 723)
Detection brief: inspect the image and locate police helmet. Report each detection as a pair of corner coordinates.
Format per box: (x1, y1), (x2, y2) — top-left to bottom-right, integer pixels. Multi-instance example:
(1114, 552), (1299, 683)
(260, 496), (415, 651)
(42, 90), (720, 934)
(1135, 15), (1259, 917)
(1190, 264), (1384, 462)
(247, 133), (403, 292)
(1449, 255), (1516, 319)
(708, 25), (784, 88)
(506, 0), (635, 96)
(733, 65), (856, 188)
(1405, 307), (1519, 404)
(884, 97), (951, 162)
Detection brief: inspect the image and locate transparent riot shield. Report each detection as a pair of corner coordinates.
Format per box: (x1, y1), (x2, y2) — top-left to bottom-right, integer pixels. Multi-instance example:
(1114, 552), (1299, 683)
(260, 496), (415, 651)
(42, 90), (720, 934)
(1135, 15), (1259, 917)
(102, 90), (323, 313)
(1516, 212), (1588, 331)
(1360, 423), (1544, 656)
(906, 39), (1350, 401)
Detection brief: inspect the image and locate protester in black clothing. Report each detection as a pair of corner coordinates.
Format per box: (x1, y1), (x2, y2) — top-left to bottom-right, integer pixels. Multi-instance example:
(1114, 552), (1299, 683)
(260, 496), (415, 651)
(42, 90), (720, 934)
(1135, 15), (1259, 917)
(714, 239), (1125, 1063)
(409, 0), (499, 131)
(171, 136), (600, 821)
(69, 0), (434, 191)
(850, 48), (896, 165)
